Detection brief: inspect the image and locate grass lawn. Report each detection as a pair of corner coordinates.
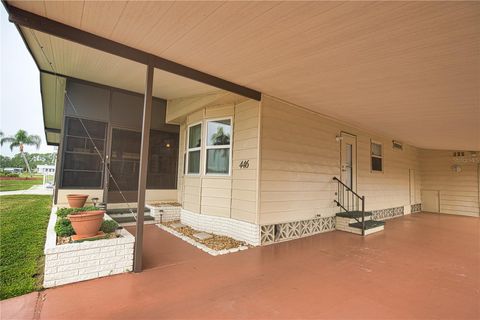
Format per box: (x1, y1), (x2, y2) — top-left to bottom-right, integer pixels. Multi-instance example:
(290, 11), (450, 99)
(0, 178), (42, 192)
(0, 195), (51, 300)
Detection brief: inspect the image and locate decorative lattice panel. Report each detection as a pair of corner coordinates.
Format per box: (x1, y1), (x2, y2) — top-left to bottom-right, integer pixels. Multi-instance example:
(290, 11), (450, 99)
(276, 221), (301, 241)
(301, 220), (314, 236)
(260, 216), (336, 245)
(372, 206), (404, 221)
(411, 203), (422, 213)
(260, 225), (275, 245)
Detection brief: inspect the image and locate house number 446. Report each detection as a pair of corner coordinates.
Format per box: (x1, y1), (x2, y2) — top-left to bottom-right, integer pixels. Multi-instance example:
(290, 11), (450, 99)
(239, 160), (250, 169)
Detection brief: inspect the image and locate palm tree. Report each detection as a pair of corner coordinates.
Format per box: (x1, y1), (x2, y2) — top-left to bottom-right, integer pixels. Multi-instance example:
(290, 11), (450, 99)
(1, 130), (41, 175)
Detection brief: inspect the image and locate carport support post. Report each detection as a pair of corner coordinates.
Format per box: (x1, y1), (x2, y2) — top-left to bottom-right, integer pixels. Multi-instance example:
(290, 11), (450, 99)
(134, 64), (154, 273)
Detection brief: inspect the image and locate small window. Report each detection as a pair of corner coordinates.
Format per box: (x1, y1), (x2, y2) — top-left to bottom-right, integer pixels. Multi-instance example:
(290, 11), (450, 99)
(371, 141), (383, 172)
(205, 119), (232, 175)
(186, 123), (201, 174)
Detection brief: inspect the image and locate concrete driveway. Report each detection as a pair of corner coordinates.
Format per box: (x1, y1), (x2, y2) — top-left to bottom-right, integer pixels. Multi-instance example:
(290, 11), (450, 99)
(2, 212), (479, 319)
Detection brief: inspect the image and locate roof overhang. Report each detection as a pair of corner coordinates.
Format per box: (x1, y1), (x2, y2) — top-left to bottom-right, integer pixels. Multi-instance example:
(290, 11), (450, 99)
(4, 1), (480, 150)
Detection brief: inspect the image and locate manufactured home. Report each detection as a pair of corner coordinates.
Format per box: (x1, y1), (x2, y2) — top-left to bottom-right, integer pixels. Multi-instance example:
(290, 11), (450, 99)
(5, 1), (479, 254)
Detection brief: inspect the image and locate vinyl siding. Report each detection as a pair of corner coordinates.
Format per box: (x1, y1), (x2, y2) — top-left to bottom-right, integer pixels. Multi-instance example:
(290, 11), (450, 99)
(231, 100), (260, 223)
(177, 100), (260, 223)
(259, 95), (421, 225)
(420, 149), (480, 217)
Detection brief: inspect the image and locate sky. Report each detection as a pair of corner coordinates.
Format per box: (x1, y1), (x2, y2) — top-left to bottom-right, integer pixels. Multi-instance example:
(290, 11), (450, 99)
(0, 7), (55, 156)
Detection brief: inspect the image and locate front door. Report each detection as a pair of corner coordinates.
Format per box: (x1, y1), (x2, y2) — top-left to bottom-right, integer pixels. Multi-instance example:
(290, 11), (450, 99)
(105, 127), (141, 203)
(340, 132), (357, 210)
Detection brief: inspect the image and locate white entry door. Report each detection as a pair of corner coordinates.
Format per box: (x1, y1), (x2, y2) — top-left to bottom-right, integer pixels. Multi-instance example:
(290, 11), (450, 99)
(340, 133), (357, 210)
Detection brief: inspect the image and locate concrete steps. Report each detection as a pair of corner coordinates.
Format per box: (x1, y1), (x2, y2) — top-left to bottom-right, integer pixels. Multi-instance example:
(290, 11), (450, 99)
(108, 208), (156, 226)
(335, 211), (384, 235)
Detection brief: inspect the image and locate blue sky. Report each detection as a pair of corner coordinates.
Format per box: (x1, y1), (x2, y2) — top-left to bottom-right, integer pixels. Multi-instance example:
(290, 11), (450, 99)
(0, 7), (55, 156)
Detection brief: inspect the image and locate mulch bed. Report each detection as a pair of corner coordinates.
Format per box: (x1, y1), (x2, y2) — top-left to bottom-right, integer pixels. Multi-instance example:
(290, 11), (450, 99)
(57, 232), (118, 245)
(162, 221), (246, 251)
(149, 201), (181, 207)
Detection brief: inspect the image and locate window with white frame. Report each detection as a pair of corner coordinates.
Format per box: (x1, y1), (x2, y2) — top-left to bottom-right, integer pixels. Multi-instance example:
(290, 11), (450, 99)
(205, 118), (232, 175)
(371, 141), (383, 172)
(186, 123), (201, 174)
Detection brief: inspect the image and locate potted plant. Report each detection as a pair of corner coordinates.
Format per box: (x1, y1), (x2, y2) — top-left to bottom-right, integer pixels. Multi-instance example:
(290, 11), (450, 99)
(68, 209), (105, 240)
(66, 194), (89, 208)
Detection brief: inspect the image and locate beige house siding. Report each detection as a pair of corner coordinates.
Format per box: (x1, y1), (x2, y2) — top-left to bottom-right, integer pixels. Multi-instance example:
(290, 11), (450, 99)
(259, 95), (421, 225)
(176, 99), (260, 223)
(420, 149), (480, 217)
(231, 100), (260, 223)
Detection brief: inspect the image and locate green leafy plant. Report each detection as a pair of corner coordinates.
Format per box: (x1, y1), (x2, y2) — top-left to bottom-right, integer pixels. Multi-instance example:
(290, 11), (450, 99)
(54, 218), (75, 237)
(56, 206), (98, 218)
(100, 220), (119, 233)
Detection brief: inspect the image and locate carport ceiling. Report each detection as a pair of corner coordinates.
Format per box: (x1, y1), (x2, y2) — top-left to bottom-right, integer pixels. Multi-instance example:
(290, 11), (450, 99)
(8, 1), (480, 150)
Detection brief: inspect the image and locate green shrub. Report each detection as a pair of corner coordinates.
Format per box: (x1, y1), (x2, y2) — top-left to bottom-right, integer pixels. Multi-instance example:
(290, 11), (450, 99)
(54, 218), (75, 237)
(100, 220), (119, 233)
(56, 206), (98, 218)
(0, 172), (20, 177)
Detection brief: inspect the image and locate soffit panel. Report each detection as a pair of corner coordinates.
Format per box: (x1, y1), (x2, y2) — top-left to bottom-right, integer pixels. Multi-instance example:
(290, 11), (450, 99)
(9, 1), (480, 150)
(19, 26), (218, 100)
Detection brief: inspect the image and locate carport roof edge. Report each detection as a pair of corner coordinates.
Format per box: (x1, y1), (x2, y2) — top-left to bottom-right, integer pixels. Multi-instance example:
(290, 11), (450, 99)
(5, 3), (262, 102)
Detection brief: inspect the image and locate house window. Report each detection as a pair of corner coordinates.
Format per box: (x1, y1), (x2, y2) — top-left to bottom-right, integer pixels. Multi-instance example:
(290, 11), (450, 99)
(205, 118), (232, 175)
(186, 123), (201, 174)
(371, 141), (383, 172)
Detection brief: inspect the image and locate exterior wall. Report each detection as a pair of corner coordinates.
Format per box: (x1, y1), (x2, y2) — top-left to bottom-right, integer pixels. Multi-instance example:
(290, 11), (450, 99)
(258, 95), (421, 225)
(177, 100), (261, 224)
(420, 149), (480, 217)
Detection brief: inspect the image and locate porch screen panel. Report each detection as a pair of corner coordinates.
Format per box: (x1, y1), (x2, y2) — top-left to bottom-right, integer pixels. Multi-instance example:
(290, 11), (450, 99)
(108, 129), (179, 192)
(61, 117), (106, 188)
(147, 130), (179, 189)
(109, 129), (141, 192)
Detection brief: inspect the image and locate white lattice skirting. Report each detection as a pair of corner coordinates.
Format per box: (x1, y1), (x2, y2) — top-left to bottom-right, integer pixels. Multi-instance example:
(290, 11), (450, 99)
(260, 216), (336, 245)
(180, 209), (261, 246)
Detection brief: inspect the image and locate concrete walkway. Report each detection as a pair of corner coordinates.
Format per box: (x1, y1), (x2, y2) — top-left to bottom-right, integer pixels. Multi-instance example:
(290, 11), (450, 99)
(2, 212), (479, 319)
(0, 184), (53, 196)
(0, 292), (39, 320)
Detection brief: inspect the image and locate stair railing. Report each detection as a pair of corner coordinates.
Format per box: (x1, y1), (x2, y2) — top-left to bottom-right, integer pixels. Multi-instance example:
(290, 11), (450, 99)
(333, 177), (366, 235)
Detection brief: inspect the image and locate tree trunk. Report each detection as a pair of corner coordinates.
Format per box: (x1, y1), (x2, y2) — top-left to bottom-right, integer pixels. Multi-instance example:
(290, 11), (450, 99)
(21, 151), (32, 176)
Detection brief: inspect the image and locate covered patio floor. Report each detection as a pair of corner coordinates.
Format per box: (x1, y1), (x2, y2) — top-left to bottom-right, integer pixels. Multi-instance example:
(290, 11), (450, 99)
(10, 213), (480, 319)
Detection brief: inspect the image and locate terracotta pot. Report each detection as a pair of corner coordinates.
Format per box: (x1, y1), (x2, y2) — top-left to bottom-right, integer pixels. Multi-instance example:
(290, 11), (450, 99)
(68, 210), (105, 238)
(66, 194), (89, 208)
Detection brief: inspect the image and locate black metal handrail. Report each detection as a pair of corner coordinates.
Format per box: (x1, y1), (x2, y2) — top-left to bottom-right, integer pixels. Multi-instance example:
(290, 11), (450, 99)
(333, 177), (366, 235)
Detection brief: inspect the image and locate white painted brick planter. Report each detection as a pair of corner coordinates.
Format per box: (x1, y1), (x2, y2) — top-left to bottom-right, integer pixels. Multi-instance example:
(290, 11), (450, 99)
(157, 224), (248, 256)
(180, 209), (261, 246)
(146, 204), (181, 223)
(43, 207), (135, 288)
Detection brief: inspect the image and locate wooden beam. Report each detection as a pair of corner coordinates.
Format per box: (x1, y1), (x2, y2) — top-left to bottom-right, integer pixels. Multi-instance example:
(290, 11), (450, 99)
(7, 5), (261, 101)
(133, 65), (154, 273)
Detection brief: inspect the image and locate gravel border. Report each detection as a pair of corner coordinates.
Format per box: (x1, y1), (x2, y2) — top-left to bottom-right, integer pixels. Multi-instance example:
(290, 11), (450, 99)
(156, 224), (248, 256)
